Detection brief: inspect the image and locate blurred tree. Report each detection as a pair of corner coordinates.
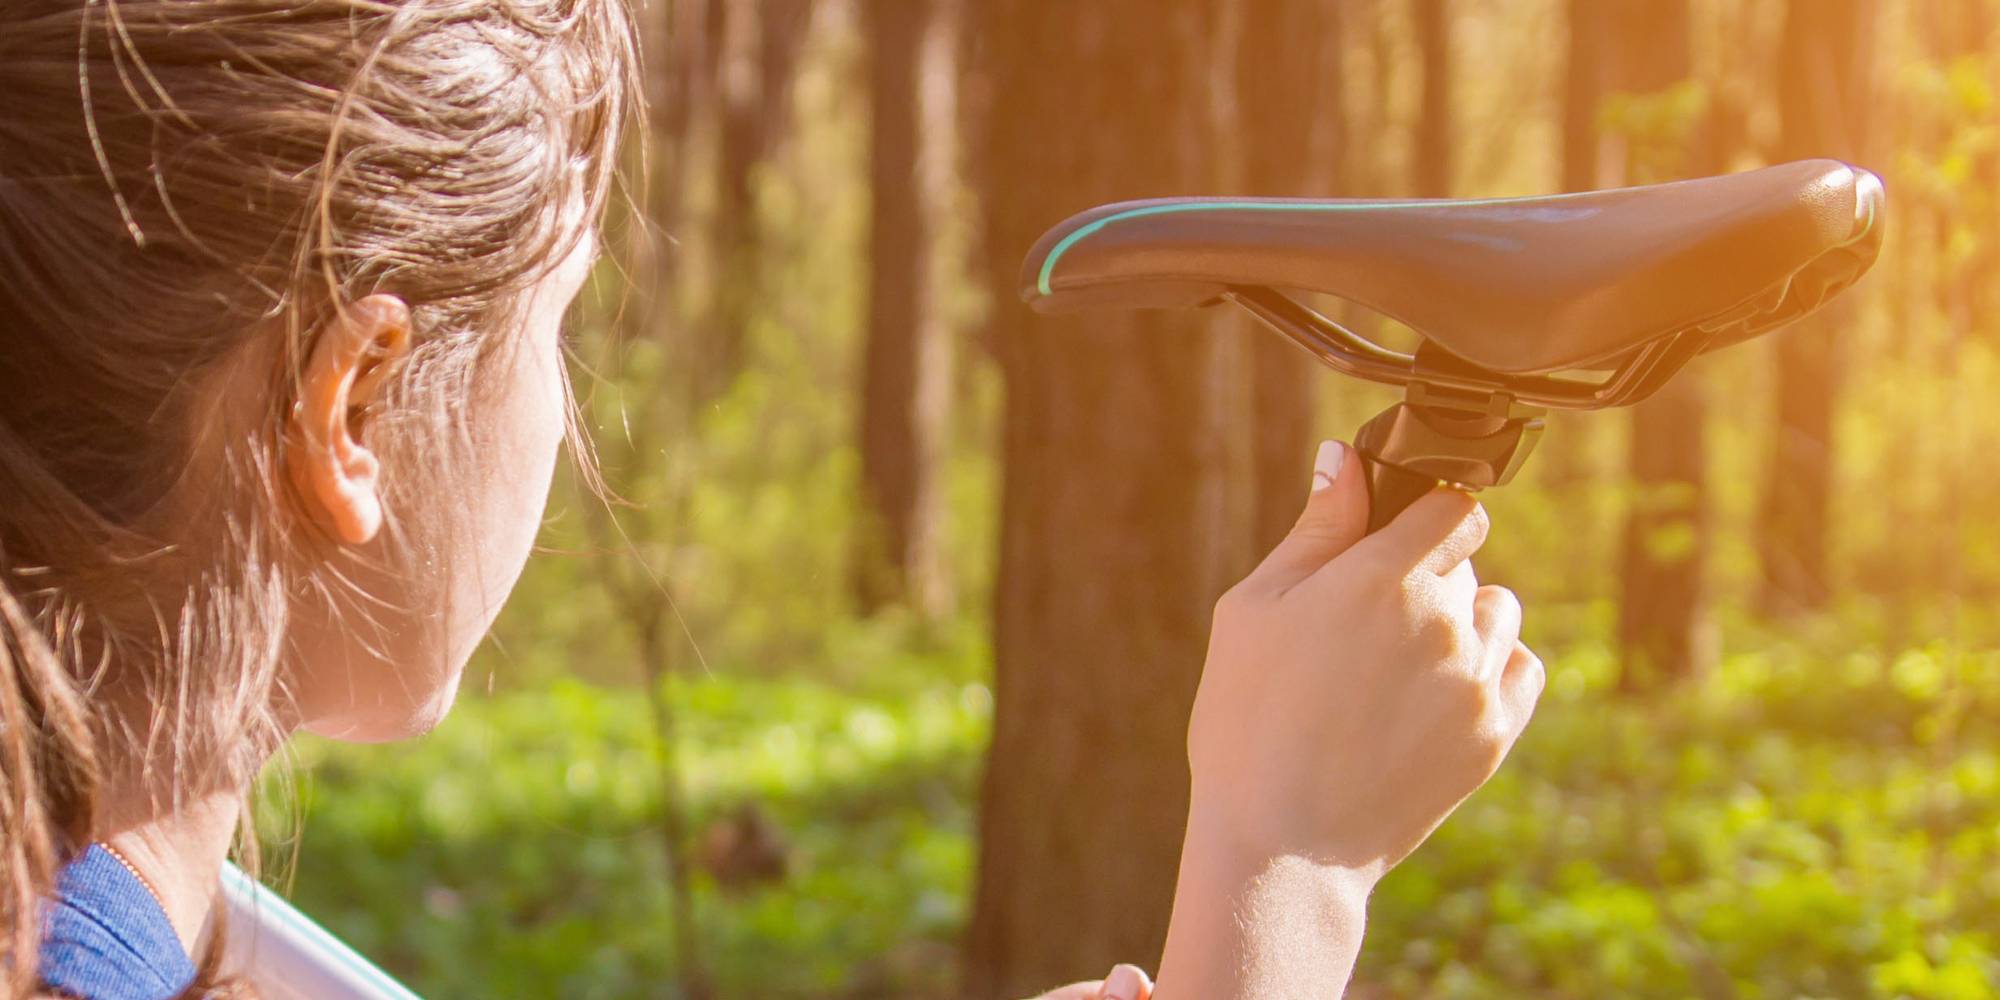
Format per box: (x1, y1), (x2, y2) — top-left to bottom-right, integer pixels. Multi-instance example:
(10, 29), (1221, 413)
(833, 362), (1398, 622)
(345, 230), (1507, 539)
(1243, 0), (1345, 553)
(1758, 0), (1873, 616)
(1530, 0), (1612, 493)
(854, 0), (959, 617)
(699, 0), (814, 405)
(644, 0), (714, 271)
(1413, 0), (1452, 198)
(1928, 0), (1998, 621)
(1362, 0), (1400, 198)
(555, 5), (799, 994)
(1602, 0), (1713, 689)
(567, 7), (722, 998)
(1560, 0), (1592, 194)
(854, 0), (926, 614)
(960, 1), (1337, 995)
(1561, 0), (1604, 195)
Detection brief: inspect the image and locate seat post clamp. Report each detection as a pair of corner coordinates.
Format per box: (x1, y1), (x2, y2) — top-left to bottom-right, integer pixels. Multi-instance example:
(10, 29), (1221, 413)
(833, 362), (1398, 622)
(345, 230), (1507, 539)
(1354, 391), (1547, 492)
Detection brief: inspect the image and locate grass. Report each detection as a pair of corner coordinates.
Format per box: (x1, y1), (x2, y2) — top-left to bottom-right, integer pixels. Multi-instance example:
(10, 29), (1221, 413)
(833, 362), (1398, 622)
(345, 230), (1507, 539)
(263, 622), (2000, 1000)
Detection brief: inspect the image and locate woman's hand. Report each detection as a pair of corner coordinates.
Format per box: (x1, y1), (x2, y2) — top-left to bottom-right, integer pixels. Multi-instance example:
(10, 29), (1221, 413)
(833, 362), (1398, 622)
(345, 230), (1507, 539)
(1029, 964), (1153, 1000)
(1186, 439), (1544, 873)
(1155, 441), (1545, 1000)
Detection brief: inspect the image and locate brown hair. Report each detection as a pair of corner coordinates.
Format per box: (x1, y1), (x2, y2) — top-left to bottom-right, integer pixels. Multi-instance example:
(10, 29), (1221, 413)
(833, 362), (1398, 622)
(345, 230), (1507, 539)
(0, 1), (635, 994)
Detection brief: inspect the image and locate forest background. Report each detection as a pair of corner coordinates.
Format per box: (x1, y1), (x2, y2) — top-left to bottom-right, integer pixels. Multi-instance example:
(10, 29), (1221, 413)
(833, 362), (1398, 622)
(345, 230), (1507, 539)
(259, 0), (2000, 998)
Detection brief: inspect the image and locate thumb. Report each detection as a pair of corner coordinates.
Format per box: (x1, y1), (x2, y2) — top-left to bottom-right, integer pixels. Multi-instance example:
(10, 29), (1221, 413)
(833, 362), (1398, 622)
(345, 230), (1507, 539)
(1245, 440), (1370, 594)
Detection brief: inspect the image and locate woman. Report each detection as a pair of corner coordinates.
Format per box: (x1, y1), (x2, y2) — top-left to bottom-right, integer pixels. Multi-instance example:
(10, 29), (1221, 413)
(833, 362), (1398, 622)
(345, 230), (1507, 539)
(0, 2), (1543, 998)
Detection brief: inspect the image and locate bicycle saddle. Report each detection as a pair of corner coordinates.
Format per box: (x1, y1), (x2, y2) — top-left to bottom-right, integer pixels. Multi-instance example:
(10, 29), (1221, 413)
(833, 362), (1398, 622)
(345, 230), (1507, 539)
(1021, 159), (1884, 375)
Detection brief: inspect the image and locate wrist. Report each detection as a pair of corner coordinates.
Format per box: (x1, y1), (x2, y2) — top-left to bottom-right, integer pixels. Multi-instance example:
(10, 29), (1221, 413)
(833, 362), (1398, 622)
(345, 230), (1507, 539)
(1156, 805), (1379, 1000)
(1182, 809), (1383, 910)
(1185, 784), (1389, 887)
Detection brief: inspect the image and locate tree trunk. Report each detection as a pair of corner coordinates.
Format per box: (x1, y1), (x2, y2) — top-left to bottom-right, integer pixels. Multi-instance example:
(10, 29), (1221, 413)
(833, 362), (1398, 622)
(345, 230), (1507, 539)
(855, 0), (962, 618)
(961, 2), (1336, 995)
(626, 0), (715, 348)
(1242, 0), (1342, 554)
(1413, 0), (1451, 198)
(1618, 376), (1708, 690)
(854, 0), (929, 612)
(906, 0), (965, 618)
(1610, 0), (1709, 689)
(1759, 0), (1871, 615)
(1561, 0), (1604, 195)
(698, 0), (813, 406)
(1532, 0), (1608, 491)
(700, 0), (757, 403)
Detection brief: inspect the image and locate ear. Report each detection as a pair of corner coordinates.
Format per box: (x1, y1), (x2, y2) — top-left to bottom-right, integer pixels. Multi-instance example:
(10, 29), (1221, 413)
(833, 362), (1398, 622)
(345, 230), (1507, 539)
(288, 295), (413, 546)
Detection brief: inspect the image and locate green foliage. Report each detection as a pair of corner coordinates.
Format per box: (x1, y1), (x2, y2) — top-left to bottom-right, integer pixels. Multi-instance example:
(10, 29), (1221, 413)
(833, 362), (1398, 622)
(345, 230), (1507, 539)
(264, 657), (991, 1000)
(1360, 637), (2000, 999)
(1599, 79), (1711, 182)
(270, 632), (2000, 1000)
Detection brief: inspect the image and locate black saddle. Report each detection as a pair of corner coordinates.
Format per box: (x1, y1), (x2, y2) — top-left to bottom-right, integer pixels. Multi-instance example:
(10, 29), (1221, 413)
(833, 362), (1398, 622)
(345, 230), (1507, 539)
(1021, 159), (1883, 376)
(1017, 160), (1887, 531)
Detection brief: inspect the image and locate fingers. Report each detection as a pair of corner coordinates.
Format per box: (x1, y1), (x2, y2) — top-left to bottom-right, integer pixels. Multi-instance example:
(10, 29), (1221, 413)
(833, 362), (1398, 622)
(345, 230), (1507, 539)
(1471, 585), (1522, 684)
(1358, 488), (1489, 577)
(1471, 585), (1540, 720)
(1441, 558), (1479, 609)
(1498, 640), (1546, 726)
(1100, 964), (1153, 1000)
(1244, 441), (1371, 594)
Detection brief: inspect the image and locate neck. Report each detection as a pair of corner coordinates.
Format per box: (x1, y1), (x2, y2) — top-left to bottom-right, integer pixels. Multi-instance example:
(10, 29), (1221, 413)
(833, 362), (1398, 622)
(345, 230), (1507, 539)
(100, 786), (245, 954)
(89, 665), (300, 954)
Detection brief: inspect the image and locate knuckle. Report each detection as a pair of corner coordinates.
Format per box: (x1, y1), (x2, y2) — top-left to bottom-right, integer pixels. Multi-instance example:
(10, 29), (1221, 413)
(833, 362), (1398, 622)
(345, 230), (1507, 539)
(1428, 488), (1481, 530)
(1519, 647), (1548, 694)
(1476, 588), (1524, 642)
(1519, 643), (1545, 672)
(1464, 498), (1492, 543)
(1478, 583), (1521, 612)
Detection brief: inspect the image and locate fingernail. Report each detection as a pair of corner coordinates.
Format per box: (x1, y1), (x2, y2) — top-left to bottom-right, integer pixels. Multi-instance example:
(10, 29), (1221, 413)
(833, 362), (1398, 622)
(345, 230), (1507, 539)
(1102, 964), (1150, 1000)
(1312, 440), (1345, 492)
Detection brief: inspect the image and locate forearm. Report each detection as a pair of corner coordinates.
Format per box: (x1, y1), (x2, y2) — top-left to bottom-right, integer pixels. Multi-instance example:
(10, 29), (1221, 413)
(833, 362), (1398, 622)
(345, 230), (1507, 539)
(1152, 809), (1379, 1000)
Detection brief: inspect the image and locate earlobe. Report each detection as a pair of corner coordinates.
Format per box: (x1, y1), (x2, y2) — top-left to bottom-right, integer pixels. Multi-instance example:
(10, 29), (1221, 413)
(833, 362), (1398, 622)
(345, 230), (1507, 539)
(288, 295), (412, 546)
(320, 443), (384, 546)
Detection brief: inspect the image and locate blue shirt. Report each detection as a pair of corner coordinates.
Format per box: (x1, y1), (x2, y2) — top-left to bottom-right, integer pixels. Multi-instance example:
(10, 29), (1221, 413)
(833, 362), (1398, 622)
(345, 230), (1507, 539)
(39, 845), (196, 1000)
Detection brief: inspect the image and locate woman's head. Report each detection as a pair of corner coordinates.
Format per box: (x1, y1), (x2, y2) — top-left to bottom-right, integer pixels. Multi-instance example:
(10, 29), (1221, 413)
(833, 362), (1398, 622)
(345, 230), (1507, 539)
(0, 0), (633, 989)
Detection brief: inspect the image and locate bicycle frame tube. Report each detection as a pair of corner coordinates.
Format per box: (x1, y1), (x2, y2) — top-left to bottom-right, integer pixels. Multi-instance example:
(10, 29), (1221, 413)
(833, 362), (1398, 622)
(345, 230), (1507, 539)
(219, 865), (426, 1000)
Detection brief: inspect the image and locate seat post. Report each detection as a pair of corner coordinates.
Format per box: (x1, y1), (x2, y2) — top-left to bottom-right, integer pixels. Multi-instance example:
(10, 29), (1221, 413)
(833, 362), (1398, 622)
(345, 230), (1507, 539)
(1354, 375), (1546, 533)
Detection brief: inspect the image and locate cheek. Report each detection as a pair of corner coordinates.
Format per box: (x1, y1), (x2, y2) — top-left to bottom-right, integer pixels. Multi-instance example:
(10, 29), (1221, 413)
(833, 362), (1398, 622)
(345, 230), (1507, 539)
(293, 333), (569, 743)
(445, 333), (568, 663)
